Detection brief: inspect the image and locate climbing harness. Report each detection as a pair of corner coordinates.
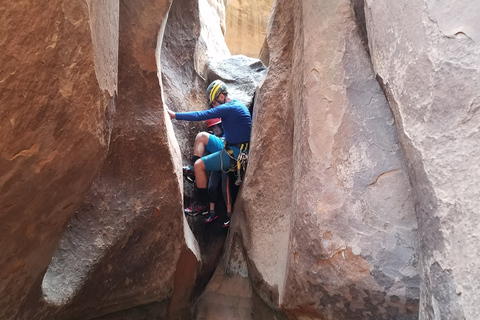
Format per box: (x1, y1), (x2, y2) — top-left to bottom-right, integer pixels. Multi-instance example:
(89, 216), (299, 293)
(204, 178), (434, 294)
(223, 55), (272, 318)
(220, 142), (249, 186)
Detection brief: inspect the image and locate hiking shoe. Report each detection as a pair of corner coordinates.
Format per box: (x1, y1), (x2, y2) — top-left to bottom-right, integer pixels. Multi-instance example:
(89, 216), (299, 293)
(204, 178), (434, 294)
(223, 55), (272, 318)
(184, 201), (208, 216)
(205, 211), (218, 223)
(223, 217), (230, 228)
(183, 165), (195, 183)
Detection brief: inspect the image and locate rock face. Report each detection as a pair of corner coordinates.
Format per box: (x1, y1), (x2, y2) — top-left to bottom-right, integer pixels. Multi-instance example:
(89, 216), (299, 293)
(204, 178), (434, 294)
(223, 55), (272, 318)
(161, 2), (269, 318)
(229, 0), (420, 319)
(195, 234), (288, 320)
(2, 0), (478, 319)
(364, 1), (480, 319)
(206, 55), (268, 111)
(161, 0), (230, 161)
(0, 1), (118, 319)
(34, 0), (200, 319)
(225, 0), (274, 58)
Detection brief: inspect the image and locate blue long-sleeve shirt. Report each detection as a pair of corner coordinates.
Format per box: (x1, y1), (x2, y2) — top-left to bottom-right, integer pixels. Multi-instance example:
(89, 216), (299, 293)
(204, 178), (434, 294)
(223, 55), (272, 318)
(176, 99), (251, 144)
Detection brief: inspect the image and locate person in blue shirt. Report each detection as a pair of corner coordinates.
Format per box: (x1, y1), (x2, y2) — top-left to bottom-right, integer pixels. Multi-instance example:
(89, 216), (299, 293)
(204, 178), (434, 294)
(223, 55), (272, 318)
(167, 80), (251, 223)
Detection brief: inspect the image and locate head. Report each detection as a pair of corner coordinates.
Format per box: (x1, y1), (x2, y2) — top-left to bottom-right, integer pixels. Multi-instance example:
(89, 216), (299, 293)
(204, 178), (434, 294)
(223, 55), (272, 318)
(206, 80), (228, 108)
(206, 118), (223, 137)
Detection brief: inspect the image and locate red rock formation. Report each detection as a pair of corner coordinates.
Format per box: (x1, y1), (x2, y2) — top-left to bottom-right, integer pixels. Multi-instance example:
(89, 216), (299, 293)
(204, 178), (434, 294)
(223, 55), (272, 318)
(0, 1), (118, 319)
(225, 0), (274, 58)
(365, 0), (480, 318)
(33, 0), (201, 319)
(11, 0), (479, 319)
(227, 0), (420, 318)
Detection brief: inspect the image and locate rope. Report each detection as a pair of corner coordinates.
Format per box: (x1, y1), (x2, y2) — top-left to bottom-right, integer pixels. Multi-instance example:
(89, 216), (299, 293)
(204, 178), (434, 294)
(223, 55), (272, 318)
(220, 143), (249, 185)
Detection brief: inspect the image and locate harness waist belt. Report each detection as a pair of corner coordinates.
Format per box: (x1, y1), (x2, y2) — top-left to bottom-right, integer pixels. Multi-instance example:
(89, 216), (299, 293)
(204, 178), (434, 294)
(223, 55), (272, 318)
(226, 141), (250, 148)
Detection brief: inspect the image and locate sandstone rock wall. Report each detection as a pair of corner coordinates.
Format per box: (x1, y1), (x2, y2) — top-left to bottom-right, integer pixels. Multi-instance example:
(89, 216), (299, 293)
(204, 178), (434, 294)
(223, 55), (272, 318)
(225, 0), (274, 58)
(161, 0), (230, 162)
(32, 0), (201, 319)
(2, 0), (478, 319)
(0, 1), (118, 319)
(364, 1), (480, 319)
(228, 0), (420, 318)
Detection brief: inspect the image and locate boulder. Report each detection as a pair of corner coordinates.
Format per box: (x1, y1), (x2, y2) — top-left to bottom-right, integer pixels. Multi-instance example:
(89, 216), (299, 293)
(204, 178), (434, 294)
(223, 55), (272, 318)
(364, 0), (480, 318)
(231, 0), (420, 318)
(206, 54), (268, 111)
(0, 1), (118, 319)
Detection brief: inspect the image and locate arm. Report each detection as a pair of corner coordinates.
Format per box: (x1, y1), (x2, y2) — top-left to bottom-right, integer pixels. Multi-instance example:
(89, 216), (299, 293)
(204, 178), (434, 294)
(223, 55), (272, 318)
(176, 105), (229, 121)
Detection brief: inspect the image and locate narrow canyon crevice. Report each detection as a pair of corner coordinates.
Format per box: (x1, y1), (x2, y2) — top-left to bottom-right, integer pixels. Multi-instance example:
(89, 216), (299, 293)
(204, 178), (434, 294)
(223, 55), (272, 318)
(2, 0), (479, 319)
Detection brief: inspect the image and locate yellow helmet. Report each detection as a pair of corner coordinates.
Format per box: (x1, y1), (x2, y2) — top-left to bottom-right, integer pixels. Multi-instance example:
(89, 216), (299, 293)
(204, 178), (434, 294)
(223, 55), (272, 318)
(206, 80), (228, 105)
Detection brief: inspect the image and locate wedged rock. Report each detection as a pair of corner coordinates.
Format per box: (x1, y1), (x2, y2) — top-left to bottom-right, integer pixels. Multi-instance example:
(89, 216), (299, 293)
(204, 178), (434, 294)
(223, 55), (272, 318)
(364, 1), (480, 319)
(0, 1), (118, 319)
(23, 1), (201, 319)
(232, 0), (420, 319)
(225, 0), (274, 58)
(206, 54), (268, 111)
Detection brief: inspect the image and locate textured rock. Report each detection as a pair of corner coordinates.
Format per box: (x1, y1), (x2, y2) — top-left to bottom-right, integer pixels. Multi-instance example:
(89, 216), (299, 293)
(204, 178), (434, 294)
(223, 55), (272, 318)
(228, 0), (295, 312)
(206, 54), (268, 110)
(194, 0), (231, 78)
(160, 1), (232, 294)
(195, 234), (288, 320)
(225, 0), (274, 58)
(0, 1), (118, 319)
(364, 1), (480, 319)
(161, 2), (268, 316)
(30, 0), (201, 319)
(161, 0), (230, 161)
(9, 0), (479, 319)
(230, 0), (420, 319)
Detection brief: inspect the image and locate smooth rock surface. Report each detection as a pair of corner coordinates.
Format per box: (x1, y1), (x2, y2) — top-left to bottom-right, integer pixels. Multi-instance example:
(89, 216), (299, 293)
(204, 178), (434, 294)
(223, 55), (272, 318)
(195, 233), (288, 320)
(33, 1), (200, 319)
(225, 0), (274, 58)
(161, 0), (229, 161)
(232, 0), (420, 318)
(365, 0), (480, 319)
(0, 1), (118, 319)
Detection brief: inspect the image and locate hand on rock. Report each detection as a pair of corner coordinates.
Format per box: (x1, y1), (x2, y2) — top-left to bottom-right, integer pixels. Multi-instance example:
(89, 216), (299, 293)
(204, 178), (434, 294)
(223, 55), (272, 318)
(166, 106), (176, 119)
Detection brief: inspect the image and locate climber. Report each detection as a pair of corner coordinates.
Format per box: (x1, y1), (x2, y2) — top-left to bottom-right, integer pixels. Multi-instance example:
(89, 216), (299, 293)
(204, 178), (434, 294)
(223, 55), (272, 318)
(166, 79), (251, 224)
(184, 118), (234, 227)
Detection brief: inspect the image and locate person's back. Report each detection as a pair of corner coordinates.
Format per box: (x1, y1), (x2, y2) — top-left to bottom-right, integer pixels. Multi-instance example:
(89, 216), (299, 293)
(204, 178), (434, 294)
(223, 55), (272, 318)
(173, 100), (251, 145)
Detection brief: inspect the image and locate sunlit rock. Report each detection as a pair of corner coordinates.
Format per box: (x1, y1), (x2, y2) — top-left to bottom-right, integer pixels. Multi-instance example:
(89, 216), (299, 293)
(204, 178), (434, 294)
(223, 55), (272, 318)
(0, 1), (118, 319)
(19, 1), (200, 319)
(225, 0), (274, 58)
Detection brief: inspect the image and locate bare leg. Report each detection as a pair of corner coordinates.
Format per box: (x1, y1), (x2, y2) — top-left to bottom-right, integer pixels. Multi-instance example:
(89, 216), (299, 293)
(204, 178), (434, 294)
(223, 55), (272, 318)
(193, 132), (210, 157)
(194, 159), (208, 189)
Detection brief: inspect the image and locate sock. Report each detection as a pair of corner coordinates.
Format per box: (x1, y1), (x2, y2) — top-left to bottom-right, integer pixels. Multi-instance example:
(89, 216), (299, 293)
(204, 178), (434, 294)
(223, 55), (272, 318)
(191, 155), (201, 165)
